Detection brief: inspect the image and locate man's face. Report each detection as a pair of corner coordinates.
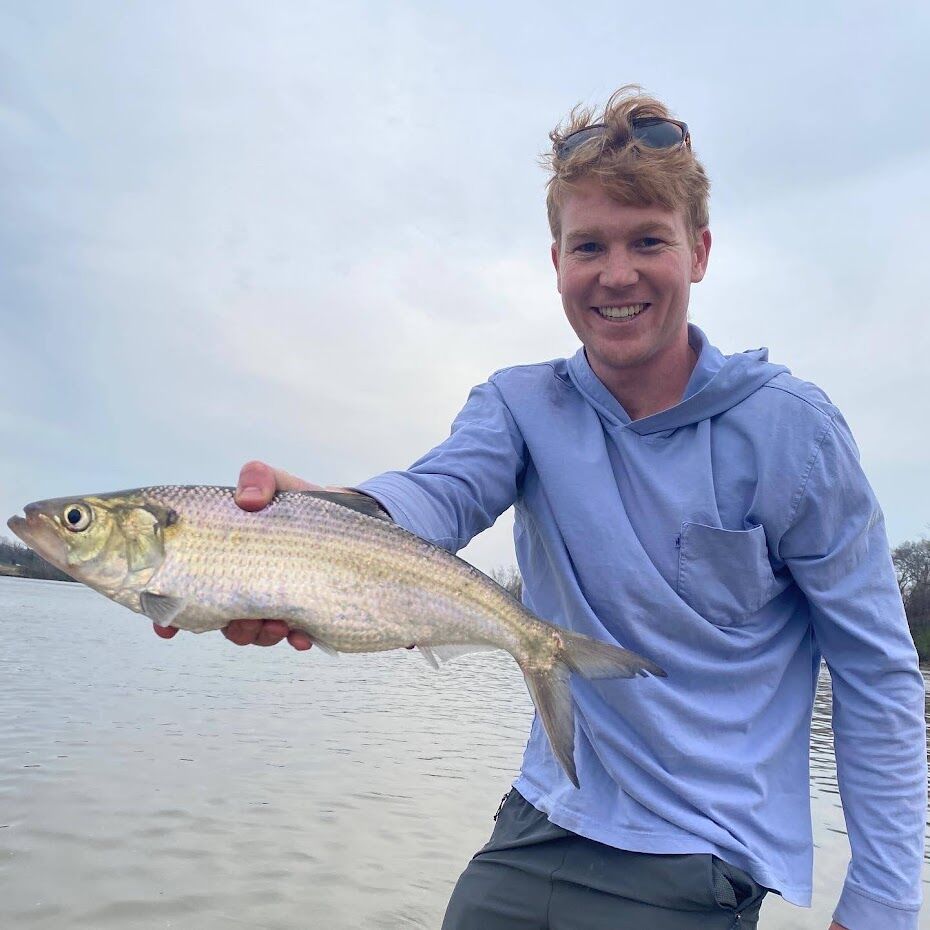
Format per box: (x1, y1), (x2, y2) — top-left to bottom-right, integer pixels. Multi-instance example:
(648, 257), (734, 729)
(552, 177), (711, 383)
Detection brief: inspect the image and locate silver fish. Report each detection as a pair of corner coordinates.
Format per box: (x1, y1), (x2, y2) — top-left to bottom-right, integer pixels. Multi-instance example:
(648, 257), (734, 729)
(7, 486), (665, 786)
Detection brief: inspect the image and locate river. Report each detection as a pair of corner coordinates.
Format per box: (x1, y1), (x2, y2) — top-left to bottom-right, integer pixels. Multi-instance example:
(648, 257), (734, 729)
(0, 577), (927, 928)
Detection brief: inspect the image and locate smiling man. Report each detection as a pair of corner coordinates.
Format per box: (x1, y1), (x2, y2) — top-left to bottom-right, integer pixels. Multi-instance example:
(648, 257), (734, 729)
(553, 178), (710, 421)
(156, 87), (926, 930)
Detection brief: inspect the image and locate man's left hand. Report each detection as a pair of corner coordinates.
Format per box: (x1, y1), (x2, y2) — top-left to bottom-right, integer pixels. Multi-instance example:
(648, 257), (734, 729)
(829, 922), (849, 930)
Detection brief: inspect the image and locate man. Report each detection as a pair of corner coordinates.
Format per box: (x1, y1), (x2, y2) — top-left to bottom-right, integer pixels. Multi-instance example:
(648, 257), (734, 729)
(155, 88), (926, 929)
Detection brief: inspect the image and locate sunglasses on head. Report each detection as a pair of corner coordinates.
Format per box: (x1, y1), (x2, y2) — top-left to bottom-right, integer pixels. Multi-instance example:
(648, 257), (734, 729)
(554, 116), (691, 159)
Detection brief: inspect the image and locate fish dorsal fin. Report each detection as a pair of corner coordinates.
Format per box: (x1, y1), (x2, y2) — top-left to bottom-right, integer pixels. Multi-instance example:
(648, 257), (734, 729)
(140, 591), (188, 627)
(298, 490), (390, 521)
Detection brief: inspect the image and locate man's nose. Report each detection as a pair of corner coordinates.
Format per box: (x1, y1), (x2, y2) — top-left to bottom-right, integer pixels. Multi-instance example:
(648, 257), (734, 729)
(599, 251), (639, 289)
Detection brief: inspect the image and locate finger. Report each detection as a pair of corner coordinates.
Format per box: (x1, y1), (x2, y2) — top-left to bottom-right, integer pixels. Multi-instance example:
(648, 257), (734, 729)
(272, 467), (322, 493)
(223, 618), (263, 645)
(235, 461), (278, 511)
(254, 619), (289, 647)
(287, 630), (314, 651)
(153, 623), (179, 639)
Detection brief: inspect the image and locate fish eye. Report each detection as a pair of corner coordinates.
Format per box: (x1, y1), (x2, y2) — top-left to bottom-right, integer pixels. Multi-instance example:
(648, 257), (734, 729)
(62, 503), (92, 532)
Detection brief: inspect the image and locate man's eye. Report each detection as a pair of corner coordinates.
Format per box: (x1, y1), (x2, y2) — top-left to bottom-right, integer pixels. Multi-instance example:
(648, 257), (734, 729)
(574, 242), (600, 253)
(637, 237), (664, 248)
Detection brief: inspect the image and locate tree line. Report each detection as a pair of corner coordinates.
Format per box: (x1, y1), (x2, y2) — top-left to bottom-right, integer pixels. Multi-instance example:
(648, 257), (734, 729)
(893, 537), (930, 659)
(0, 537), (73, 582)
(3, 531), (929, 660)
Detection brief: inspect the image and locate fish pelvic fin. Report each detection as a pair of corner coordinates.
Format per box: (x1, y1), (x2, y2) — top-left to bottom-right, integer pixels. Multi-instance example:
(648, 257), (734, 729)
(520, 631), (665, 789)
(140, 591), (188, 627)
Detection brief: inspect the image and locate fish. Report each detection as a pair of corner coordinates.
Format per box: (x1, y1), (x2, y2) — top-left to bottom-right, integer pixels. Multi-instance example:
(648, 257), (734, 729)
(7, 485), (665, 787)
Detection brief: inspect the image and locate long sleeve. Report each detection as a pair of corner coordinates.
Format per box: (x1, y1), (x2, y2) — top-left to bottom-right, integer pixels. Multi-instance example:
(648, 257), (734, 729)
(356, 379), (526, 552)
(779, 413), (927, 930)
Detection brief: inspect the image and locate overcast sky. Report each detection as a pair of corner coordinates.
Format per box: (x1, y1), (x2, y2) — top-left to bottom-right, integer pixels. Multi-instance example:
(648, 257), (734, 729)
(2, 1), (928, 572)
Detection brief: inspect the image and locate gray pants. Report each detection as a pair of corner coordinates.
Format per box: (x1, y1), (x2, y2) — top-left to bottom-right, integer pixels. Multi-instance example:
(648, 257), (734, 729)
(442, 790), (768, 930)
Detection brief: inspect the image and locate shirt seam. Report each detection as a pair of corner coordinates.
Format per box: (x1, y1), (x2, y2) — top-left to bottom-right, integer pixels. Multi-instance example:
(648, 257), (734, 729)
(784, 412), (838, 532)
(842, 884), (921, 912)
(489, 360), (562, 381)
(760, 379), (835, 415)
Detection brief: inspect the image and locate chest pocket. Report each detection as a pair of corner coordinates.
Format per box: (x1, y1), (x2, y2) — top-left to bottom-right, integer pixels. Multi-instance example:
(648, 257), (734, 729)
(677, 522), (782, 627)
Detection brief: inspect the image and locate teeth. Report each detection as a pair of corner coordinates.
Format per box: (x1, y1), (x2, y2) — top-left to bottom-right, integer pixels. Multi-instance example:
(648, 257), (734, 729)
(596, 303), (647, 319)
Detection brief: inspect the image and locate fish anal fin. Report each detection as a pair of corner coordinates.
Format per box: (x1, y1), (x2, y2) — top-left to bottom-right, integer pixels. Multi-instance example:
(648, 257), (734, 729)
(419, 644), (498, 665)
(417, 646), (440, 669)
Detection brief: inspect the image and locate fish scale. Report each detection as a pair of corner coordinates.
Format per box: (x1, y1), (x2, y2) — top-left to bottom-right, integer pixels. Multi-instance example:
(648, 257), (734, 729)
(8, 484), (666, 787)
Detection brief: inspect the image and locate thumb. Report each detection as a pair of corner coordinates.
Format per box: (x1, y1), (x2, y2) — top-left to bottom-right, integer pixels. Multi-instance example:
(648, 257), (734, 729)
(272, 467), (322, 493)
(235, 460), (277, 511)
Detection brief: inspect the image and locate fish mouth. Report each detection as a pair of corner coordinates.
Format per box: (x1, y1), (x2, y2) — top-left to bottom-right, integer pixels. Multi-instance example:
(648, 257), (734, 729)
(7, 507), (69, 571)
(7, 512), (35, 546)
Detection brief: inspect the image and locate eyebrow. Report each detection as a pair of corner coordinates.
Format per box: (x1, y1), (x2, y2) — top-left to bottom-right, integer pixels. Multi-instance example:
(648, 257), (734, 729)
(564, 222), (678, 242)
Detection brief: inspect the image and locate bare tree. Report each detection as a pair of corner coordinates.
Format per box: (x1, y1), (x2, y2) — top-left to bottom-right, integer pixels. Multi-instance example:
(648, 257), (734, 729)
(0, 536), (73, 582)
(490, 565), (523, 601)
(892, 536), (930, 628)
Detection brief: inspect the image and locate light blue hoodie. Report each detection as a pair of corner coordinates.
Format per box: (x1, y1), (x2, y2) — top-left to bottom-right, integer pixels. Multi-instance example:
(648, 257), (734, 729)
(357, 326), (926, 930)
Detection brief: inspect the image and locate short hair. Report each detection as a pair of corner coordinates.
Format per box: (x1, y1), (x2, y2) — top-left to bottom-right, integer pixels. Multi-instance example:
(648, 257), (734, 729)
(544, 85), (710, 244)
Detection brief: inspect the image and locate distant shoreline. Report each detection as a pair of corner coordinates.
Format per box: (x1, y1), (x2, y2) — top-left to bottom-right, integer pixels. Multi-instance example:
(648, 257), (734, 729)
(0, 564), (75, 582)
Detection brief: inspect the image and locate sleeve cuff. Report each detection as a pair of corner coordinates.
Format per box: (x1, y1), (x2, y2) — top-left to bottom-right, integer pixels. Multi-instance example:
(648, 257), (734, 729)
(354, 476), (419, 534)
(833, 883), (920, 930)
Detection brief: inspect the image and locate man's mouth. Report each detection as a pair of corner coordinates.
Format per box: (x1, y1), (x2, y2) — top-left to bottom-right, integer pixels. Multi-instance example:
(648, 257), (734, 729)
(593, 303), (649, 321)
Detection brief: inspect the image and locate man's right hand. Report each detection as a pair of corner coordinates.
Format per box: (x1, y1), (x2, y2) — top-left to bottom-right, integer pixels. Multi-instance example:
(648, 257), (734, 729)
(152, 459), (321, 651)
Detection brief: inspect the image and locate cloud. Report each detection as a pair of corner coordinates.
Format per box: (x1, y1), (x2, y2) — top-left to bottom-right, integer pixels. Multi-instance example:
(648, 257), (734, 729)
(2, 1), (929, 568)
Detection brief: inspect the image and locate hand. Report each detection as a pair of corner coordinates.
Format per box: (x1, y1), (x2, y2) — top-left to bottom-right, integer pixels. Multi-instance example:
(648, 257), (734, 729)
(153, 460), (321, 650)
(828, 922), (849, 930)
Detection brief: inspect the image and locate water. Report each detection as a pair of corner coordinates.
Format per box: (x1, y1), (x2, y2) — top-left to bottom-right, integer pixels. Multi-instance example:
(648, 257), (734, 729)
(0, 577), (927, 929)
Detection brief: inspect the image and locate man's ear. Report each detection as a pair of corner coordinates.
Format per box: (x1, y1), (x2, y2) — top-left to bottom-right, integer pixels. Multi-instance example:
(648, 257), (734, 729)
(691, 227), (712, 283)
(551, 240), (562, 294)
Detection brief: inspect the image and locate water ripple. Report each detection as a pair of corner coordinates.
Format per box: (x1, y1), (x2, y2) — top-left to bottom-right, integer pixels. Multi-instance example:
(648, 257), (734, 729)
(1, 576), (927, 929)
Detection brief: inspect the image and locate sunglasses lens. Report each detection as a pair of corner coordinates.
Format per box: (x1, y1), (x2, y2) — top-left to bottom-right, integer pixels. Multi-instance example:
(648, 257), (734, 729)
(555, 119), (688, 158)
(555, 126), (605, 158)
(632, 119), (685, 148)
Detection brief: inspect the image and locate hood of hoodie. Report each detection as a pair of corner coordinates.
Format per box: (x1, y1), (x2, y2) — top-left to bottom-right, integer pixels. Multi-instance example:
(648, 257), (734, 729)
(566, 325), (789, 436)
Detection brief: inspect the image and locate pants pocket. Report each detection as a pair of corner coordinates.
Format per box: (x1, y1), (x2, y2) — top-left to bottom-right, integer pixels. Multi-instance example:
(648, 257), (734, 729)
(711, 856), (767, 913)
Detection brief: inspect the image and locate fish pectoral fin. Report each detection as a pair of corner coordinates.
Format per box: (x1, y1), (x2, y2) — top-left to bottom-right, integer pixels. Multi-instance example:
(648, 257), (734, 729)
(140, 591), (189, 627)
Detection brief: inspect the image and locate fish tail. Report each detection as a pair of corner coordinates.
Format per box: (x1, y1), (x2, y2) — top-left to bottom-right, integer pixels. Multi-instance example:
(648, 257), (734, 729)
(521, 660), (580, 787)
(557, 629), (667, 681)
(520, 630), (666, 789)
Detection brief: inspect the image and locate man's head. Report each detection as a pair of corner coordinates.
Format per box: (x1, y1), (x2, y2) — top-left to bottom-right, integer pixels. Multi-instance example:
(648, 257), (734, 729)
(546, 87), (712, 395)
(545, 85), (709, 247)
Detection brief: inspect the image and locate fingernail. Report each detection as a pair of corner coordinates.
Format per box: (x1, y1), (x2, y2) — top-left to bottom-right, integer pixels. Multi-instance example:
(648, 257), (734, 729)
(237, 485), (261, 499)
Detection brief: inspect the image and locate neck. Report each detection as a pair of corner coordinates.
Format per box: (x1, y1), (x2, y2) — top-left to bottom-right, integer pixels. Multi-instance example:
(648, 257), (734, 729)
(590, 334), (697, 421)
